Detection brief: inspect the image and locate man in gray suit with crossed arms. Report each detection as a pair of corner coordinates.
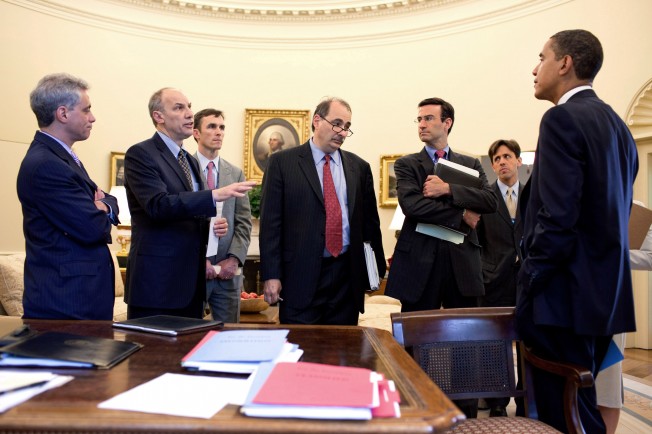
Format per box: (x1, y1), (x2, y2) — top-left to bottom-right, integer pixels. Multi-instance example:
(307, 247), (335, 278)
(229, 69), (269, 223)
(193, 108), (252, 323)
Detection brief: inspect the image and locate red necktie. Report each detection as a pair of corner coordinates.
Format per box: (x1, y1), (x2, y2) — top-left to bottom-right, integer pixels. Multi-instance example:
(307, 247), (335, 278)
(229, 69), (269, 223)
(207, 161), (216, 190)
(323, 154), (342, 257)
(435, 149), (446, 162)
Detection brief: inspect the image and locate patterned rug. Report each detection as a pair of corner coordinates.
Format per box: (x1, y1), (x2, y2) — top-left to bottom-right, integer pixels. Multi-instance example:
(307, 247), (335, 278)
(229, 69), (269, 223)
(619, 374), (652, 433)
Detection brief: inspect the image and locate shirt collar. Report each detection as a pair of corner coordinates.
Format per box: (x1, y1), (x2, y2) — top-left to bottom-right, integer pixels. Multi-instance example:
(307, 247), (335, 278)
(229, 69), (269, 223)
(40, 130), (75, 157)
(497, 179), (519, 197)
(309, 138), (341, 166)
(425, 145), (450, 162)
(157, 131), (185, 157)
(558, 85), (592, 105)
(195, 151), (219, 171)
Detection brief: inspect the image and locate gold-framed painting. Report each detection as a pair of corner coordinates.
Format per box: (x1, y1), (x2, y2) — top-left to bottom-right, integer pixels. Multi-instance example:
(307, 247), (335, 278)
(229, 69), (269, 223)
(244, 109), (311, 181)
(110, 152), (125, 188)
(379, 154), (406, 207)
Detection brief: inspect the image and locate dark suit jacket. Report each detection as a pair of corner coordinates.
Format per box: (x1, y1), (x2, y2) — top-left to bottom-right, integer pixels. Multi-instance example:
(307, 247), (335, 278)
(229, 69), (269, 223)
(476, 181), (523, 306)
(385, 148), (498, 304)
(259, 141), (386, 313)
(17, 131), (118, 319)
(518, 89), (638, 336)
(124, 133), (216, 310)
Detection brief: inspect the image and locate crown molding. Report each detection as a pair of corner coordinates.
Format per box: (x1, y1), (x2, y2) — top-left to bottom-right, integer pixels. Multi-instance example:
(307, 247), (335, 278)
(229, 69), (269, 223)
(6, 0), (570, 49)
(627, 78), (652, 140)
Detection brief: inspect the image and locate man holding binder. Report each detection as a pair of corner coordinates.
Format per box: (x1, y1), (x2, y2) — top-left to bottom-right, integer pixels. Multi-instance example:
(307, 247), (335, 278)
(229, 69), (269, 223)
(385, 97), (497, 316)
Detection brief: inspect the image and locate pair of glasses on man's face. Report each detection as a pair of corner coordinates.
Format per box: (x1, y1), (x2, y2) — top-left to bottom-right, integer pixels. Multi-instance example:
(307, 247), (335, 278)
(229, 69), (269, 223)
(320, 116), (354, 137)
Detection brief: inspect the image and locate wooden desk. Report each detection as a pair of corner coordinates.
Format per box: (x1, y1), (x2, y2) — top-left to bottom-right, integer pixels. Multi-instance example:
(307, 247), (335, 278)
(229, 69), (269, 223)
(0, 320), (463, 433)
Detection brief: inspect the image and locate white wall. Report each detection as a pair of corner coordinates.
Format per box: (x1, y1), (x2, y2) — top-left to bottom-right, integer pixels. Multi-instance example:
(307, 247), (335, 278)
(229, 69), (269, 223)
(1, 0), (651, 256)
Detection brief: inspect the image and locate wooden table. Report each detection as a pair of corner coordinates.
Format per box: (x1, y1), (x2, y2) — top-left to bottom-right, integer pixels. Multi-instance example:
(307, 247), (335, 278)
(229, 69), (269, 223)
(0, 320), (463, 433)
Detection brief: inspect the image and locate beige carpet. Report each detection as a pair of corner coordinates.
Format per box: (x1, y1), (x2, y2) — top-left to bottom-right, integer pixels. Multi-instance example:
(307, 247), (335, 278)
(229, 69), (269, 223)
(617, 374), (652, 434)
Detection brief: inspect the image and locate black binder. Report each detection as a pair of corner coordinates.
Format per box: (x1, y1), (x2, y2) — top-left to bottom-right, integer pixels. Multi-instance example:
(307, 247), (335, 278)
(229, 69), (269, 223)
(112, 315), (223, 336)
(0, 332), (142, 369)
(433, 160), (482, 189)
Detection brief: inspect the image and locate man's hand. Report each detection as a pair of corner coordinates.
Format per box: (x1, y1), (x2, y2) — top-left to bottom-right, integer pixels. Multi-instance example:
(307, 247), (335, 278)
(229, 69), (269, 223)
(205, 259), (218, 280)
(462, 209), (481, 229)
(212, 181), (257, 202)
(213, 218), (228, 237)
(94, 187), (108, 213)
(216, 256), (239, 280)
(423, 175), (451, 198)
(263, 279), (283, 305)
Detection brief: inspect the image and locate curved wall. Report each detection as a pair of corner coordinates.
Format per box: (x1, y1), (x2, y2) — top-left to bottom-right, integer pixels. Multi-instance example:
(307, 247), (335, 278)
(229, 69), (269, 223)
(1, 0), (651, 255)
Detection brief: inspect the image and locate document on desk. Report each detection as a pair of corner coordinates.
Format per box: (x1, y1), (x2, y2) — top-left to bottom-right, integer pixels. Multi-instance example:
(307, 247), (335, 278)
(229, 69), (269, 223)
(0, 371), (73, 413)
(98, 373), (253, 419)
(206, 202), (224, 257)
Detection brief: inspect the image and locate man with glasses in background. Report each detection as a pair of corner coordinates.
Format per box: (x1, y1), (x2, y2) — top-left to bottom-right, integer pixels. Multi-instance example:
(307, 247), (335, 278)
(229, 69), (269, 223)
(260, 97), (386, 325)
(385, 97), (497, 418)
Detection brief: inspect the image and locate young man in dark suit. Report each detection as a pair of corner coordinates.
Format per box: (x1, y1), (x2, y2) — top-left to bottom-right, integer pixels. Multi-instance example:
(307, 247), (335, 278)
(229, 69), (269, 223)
(517, 30), (638, 433)
(124, 88), (255, 320)
(17, 73), (120, 320)
(259, 97), (386, 325)
(476, 138), (524, 417)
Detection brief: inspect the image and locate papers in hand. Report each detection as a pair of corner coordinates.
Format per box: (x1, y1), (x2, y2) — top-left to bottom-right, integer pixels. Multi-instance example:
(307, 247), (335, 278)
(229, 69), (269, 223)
(206, 202), (224, 257)
(241, 362), (400, 420)
(363, 242), (380, 291)
(416, 223), (465, 245)
(181, 330), (303, 374)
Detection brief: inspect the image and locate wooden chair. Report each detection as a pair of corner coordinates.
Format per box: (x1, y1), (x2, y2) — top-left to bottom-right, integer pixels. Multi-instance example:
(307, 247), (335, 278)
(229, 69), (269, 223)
(391, 307), (594, 433)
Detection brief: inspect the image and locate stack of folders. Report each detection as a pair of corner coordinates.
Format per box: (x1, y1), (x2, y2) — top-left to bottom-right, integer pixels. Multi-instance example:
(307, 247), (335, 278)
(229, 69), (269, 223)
(181, 329), (303, 374)
(417, 158), (481, 244)
(363, 242), (380, 291)
(241, 362), (400, 420)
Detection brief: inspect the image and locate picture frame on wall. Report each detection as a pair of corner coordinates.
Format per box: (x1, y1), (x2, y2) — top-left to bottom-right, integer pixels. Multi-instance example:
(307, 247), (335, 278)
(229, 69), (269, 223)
(110, 152), (125, 188)
(243, 109), (311, 181)
(379, 154), (406, 207)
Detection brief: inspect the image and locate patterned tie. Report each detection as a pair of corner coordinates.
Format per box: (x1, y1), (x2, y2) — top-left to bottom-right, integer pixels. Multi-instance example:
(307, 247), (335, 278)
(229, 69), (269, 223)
(506, 187), (516, 219)
(434, 149), (446, 163)
(207, 161), (216, 190)
(70, 149), (81, 167)
(323, 154), (343, 257)
(177, 150), (193, 190)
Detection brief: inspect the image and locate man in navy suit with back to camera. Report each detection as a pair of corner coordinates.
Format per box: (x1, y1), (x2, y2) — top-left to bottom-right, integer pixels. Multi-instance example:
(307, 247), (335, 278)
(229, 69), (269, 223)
(517, 30), (638, 433)
(124, 88), (255, 320)
(17, 73), (120, 320)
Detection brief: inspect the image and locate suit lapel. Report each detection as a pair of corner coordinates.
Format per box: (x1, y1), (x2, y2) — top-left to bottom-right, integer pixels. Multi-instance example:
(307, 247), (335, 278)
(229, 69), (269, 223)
(153, 133), (193, 191)
(297, 142), (324, 205)
(341, 151), (356, 218)
(418, 148), (434, 180)
(36, 132), (97, 195)
(218, 159), (232, 188)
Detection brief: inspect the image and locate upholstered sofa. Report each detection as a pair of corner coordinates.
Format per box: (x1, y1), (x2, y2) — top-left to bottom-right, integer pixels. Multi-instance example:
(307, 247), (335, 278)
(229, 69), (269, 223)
(0, 252), (128, 321)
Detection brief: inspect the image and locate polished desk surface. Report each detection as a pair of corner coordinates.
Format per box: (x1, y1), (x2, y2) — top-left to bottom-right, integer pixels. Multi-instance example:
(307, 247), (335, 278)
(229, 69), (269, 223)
(0, 320), (463, 434)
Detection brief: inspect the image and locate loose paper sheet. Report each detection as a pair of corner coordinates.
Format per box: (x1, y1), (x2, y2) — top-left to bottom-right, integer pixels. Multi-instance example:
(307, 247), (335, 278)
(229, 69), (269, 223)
(98, 373), (252, 419)
(206, 202), (224, 257)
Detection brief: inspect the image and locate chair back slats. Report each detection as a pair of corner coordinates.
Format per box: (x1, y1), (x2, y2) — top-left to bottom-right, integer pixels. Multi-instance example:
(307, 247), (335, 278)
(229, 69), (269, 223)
(391, 307), (592, 434)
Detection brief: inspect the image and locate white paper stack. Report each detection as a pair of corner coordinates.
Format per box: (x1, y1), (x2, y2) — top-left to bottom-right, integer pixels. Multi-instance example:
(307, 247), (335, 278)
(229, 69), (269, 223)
(363, 242), (380, 291)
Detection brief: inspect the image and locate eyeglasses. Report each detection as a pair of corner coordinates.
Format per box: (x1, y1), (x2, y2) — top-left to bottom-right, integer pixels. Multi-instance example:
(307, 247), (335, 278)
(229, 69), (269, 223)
(320, 116), (354, 137)
(414, 115), (445, 124)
